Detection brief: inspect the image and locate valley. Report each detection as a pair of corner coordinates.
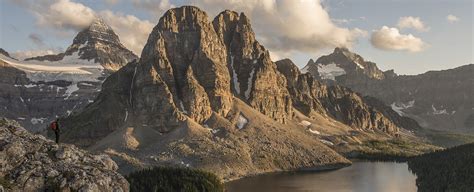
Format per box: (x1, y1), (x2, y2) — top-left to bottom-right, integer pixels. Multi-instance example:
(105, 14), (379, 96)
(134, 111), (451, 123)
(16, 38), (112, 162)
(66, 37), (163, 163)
(0, 2), (472, 192)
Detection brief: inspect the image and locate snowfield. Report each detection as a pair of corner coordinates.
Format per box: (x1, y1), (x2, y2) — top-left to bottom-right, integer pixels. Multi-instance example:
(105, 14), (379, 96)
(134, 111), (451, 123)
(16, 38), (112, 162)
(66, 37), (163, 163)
(391, 100), (415, 116)
(0, 51), (104, 83)
(317, 63), (346, 80)
(236, 113), (248, 129)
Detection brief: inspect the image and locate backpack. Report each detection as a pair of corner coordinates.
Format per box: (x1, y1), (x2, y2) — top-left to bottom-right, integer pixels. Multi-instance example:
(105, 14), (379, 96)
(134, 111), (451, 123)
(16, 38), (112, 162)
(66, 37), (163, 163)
(50, 121), (57, 131)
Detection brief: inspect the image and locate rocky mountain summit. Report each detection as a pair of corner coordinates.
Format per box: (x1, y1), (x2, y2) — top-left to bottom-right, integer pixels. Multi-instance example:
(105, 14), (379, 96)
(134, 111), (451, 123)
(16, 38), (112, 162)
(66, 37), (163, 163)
(26, 18), (138, 72)
(0, 118), (128, 191)
(302, 47), (385, 81)
(57, 6), (430, 180)
(303, 48), (474, 133)
(0, 19), (137, 132)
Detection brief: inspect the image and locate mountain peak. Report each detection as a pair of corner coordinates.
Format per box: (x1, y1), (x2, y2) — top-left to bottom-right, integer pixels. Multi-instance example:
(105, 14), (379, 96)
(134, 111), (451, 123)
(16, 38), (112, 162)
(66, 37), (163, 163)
(24, 18), (137, 71)
(72, 18), (120, 46)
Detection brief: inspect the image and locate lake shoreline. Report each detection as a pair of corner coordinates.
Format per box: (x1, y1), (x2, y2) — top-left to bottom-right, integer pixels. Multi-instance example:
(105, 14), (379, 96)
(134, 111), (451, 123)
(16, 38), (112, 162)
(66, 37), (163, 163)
(226, 161), (418, 192)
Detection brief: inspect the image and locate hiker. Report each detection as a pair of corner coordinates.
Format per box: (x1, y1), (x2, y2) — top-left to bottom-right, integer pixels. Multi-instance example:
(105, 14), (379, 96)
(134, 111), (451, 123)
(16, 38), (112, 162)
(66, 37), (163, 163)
(50, 118), (61, 143)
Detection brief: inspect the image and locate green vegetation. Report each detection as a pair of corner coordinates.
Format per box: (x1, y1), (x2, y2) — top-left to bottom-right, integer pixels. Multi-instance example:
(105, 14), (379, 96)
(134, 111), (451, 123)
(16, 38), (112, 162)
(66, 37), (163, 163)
(126, 166), (224, 192)
(347, 139), (440, 162)
(408, 143), (474, 192)
(421, 129), (474, 148)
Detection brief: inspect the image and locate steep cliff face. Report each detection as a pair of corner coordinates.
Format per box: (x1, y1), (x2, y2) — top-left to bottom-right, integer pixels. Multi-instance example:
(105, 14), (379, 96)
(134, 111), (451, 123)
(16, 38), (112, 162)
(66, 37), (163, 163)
(276, 59), (400, 134)
(60, 6), (351, 180)
(213, 10), (293, 124)
(0, 118), (128, 192)
(0, 20), (137, 132)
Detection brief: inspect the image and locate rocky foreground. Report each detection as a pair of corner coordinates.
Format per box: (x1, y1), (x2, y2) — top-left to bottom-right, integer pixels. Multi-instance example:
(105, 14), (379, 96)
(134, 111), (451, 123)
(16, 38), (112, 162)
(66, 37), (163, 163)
(0, 118), (128, 191)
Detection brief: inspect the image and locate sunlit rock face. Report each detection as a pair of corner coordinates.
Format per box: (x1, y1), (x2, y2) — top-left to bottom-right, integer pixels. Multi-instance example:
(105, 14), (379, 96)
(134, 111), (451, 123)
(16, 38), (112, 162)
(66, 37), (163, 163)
(213, 10), (293, 124)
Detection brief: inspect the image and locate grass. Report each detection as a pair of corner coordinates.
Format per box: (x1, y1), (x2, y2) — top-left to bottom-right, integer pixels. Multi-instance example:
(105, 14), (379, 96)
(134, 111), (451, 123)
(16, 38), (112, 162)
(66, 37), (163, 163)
(345, 139), (440, 162)
(420, 129), (474, 148)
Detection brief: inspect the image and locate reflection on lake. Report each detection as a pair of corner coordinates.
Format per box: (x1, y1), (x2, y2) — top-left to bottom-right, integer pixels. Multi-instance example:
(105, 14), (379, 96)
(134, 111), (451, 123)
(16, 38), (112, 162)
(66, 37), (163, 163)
(226, 162), (417, 192)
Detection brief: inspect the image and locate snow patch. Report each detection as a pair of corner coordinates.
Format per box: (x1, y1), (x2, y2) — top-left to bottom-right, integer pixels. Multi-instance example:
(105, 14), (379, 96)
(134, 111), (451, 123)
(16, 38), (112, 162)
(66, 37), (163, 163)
(244, 68), (255, 99)
(64, 83), (79, 99)
(230, 56), (240, 94)
(0, 53), (104, 83)
(432, 105), (449, 115)
(354, 61), (365, 69)
(179, 101), (188, 114)
(30, 117), (47, 125)
(319, 139), (334, 146)
(309, 129), (320, 135)
(80, 82), (94, 86)
(299, 120), (312, 127)
(124, 110), (129, 122)
(24, 84), (37, 88)
(236, 113), (248, 129)
(391, 100), (415, 116)
(317, 63), (346, 80)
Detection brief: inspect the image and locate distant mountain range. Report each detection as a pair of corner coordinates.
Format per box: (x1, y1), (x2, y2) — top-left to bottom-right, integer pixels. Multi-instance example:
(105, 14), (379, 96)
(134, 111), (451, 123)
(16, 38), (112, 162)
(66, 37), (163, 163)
(0, 19), (137, 132)
(301, 47), (474, 134)
(55, 6), (435, 180)
(1, 4), (468, 189)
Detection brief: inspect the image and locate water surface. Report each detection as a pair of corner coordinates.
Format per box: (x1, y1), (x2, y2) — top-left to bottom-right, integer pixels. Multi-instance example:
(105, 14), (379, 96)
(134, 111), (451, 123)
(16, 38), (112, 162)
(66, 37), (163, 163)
(226, 162), (417, 192)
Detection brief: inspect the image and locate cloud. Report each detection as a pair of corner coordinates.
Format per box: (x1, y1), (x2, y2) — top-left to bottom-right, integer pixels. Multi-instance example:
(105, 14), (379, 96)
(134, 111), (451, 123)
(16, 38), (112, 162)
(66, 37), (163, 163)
(11, 0), (153, 55)
(133, 0), (365, 54)
(11, 49), (60, 60)
(370, 26), (426, 52)
(14, 0), (366, 57)
(397, 16), (429, 32)
(98, 10), (154, 55)
(28, 33), (45, 47)
(30, 0), (96, 31)
(446, 14), (459, 23)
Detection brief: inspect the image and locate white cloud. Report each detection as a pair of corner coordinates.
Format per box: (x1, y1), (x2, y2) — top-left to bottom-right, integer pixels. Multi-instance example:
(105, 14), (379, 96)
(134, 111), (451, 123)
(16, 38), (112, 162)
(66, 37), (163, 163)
(133, 0), (366, 54)
(370, 26), (426, 52)
(98, 11), (154, 55)
(35, 0), (96, 31)
(446, 14), (459, 23)
(397, 16), (429, 32)
(11, 49), (60, 60)
(14, 0), (366, 57)
(11, 0), (153, 55)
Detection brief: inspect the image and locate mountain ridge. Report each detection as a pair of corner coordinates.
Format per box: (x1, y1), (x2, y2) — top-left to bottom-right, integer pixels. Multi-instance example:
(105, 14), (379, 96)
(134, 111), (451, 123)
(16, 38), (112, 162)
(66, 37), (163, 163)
(57, 6), (433, 180)
(302, 48), (474, 135)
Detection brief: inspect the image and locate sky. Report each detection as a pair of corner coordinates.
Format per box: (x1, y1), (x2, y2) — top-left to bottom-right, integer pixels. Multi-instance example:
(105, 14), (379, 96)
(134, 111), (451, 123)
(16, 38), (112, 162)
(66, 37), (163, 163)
(0, 0), (472, 75)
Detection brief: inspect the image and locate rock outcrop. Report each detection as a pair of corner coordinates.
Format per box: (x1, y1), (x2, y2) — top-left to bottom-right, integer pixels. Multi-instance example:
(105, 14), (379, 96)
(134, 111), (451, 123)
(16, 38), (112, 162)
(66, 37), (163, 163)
(276, 59), (400, 134)
(0, 118), (129, 191)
